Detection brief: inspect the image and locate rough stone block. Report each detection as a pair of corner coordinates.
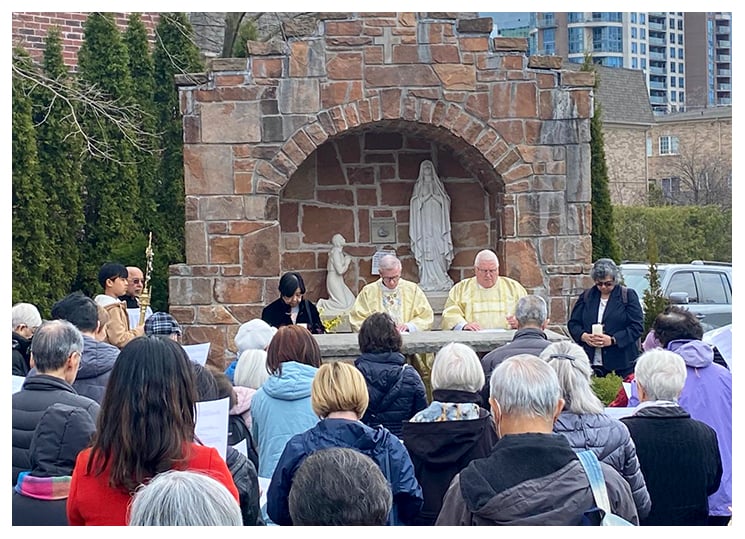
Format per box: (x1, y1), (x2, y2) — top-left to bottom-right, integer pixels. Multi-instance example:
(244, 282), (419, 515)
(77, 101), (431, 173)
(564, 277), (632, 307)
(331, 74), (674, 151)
(197, 305), (240, 325)
(279, 79), (320, 114)
(283, 17), (319, 37)
(327, 51), (363, 79)
(565, 143), (591, 203)
(289, 39), (326, 77)
(365, 65), (439, 87)
(302, 206), (355, 245)
(492, 37), (529, 52)
(241, 224), (280, 276)
(503, 239), (543, 286)
(457, 17), (493, 34)
(201, 102), (261, 144)
(262, 116), (284, 142)
(184, 145), (234, 195)
(247, 39), (287, 56)
(215, 277), (263, 304)
(201, 196), (245, 221)
(560, 70), (595, 87)
(169, 276), (213, 305)
(528, 55), (563, 70)
(433, 64), (476, 91)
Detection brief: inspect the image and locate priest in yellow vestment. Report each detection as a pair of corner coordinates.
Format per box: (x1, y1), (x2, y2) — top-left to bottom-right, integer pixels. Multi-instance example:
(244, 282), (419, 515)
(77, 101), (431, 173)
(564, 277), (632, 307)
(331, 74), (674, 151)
(441, 249), (527, 331)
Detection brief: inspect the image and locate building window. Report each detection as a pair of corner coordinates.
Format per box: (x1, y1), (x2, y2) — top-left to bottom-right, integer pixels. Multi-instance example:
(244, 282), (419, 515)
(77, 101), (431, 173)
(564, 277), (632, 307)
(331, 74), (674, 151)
(646, 137), (653, 156)
(641, 43), (646, 54)
(632, 57), (638, 69)
(678, 19), (683, 31)
(660, 177), (681, 200)
(631, 12), (637, 24)
(671, 77), (676, 87)
(669, 32), (675, 43)
(679, 77), (684, 87)
(671, 91), (677, 101)
(640, 28), (646, 39)
(640, 13), (646, 25)
(679, 91), (684, 102)
(568, 12), (583, 23)
(670, 47), (676, 58)
(659, 135), (679, 155)
(543, 28), (555, 54)
(669, 18), (675, 28)
(678, 48), (684, 59)
(671, 62), (676, 72)
(678, 34), (684, 44)
(632, 42), (638, 54)
(641, 58), (647, 69)
(568, 27), (584, 54)
(631, 27), (637, 39)
(679, 63), (684, 73)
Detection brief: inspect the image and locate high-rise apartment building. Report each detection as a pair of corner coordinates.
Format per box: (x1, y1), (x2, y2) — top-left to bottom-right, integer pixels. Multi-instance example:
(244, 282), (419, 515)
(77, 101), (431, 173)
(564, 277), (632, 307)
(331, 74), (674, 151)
(529, 12), (731, 114)
(684, 12), (732, 109)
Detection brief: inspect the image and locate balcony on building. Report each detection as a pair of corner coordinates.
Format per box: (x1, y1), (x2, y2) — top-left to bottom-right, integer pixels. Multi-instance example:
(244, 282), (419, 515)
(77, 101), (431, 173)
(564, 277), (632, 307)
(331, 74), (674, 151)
(649, 95), (668, 105)
(716, 54), (731, 62)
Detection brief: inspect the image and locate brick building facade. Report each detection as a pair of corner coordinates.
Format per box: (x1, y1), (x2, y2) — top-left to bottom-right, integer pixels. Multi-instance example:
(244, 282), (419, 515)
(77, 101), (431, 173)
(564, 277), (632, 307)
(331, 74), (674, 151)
(11, 12), (159, 68)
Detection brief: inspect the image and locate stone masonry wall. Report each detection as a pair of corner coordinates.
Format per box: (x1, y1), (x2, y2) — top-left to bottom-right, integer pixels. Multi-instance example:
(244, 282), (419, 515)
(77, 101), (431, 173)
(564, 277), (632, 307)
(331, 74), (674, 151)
(171, 12), (596, 367)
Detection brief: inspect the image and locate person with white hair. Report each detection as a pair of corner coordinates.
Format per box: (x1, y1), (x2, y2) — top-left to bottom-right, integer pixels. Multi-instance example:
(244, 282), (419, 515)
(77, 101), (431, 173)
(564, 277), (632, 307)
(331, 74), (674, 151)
(540, 341), (651, 520)
(224, 318), (276, 383)
(401, 342), (497, 525)
(621, 348), (723, 525)
(128, 470), (243, 526)
(12, 302), (43, 376)
(441, 249), (527, 331)
(349, 253), (435, 393)
(436, 354), (638, 526)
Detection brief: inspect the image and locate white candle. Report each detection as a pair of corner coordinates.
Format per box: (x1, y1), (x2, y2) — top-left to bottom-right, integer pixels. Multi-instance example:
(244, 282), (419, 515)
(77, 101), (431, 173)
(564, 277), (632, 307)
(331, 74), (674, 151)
(592, 323), (604, 335)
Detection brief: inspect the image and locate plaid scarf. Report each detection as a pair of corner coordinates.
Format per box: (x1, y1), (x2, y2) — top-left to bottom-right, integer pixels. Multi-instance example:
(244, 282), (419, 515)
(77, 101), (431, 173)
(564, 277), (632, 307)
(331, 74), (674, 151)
(14, 471), (72, 500)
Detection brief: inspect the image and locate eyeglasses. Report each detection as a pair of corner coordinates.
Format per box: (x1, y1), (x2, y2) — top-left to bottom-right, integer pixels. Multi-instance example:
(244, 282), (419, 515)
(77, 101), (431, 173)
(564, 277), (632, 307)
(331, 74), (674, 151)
(475, 268), (498, 275)
(381, 275), (401, 283)
(595, 280), (615, 288)
(130, 278), (143, 285)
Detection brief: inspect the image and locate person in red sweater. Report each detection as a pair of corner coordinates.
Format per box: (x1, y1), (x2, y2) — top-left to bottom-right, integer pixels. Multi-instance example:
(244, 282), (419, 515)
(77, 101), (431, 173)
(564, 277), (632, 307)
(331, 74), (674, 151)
(67, 336), (238, 526)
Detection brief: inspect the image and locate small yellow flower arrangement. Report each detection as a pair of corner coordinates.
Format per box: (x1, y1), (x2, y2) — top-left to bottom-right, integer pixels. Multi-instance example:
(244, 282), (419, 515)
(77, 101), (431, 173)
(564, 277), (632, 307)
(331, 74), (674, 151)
(319, 308), (343, 333)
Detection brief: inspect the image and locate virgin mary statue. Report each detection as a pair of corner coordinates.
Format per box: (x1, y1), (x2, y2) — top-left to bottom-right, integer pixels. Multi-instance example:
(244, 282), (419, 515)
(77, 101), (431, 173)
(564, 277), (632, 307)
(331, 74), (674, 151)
(409, 160), (454, 292)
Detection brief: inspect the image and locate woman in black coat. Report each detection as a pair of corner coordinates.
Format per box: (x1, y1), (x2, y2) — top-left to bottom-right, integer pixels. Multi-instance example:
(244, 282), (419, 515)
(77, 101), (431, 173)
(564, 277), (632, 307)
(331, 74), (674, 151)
(261, 272), (325, 334)
(568, 258), (643, 378)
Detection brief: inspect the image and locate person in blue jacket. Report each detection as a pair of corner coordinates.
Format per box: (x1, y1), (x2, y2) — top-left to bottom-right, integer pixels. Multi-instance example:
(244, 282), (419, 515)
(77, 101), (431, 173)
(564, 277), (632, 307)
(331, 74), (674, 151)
(266, 361), (423, 526)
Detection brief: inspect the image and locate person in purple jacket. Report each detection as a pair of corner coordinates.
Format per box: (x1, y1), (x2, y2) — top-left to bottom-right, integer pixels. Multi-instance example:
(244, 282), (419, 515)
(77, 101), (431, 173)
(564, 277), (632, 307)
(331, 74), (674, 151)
(652, 305), (732, 525)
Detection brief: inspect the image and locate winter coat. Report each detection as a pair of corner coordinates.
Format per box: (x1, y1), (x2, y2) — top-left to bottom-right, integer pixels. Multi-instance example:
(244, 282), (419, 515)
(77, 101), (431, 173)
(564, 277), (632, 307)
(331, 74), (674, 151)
(669, 339), (732, 517)
(568, 284), (643, 375)
(26, 334), (118, 405)
(12, 403), (97, 526)
(250, 361), (319, 478)
(67, 443), (238, 525)
(553, 411), (651, 519)
(266, 418), (423, 526)
(12, 332), (32, 376)
(622, 402), (722, 525)
(400, 389), (497, 525)
(226, 446), (263, 526)
(355, 351), (428, 437)
(479, 328), (551, 406)
(12, 374), (100, 486)
(261, 297), (325, 334)
(435, 432), (639, 526)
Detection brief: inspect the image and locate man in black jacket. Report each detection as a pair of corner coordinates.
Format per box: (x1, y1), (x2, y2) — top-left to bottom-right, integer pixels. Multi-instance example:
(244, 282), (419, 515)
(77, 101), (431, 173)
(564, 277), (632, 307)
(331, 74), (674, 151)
(11, 302), (42, 376)
(479, 295), (551, 406)
(12, 320), (100, 486)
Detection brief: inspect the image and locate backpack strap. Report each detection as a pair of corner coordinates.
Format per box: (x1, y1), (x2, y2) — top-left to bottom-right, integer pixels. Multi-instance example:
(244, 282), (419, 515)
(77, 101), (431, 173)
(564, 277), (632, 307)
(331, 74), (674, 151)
(577, 450), (611, 515)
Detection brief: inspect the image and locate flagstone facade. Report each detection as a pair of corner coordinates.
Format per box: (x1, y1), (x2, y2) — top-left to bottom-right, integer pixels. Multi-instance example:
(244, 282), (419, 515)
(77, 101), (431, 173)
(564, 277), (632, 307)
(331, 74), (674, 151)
(169, 12), (596, 367)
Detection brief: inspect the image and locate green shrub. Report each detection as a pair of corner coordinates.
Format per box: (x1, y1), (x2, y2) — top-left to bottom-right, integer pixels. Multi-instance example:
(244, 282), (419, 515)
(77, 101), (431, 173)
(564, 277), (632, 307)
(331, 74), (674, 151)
(591, 373), (623, 406)
(614, 205), (731, 263)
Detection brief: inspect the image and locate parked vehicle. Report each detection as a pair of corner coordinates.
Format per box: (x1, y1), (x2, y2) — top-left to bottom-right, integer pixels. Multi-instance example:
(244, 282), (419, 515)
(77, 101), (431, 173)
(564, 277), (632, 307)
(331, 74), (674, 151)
(619, 261), (732, 331)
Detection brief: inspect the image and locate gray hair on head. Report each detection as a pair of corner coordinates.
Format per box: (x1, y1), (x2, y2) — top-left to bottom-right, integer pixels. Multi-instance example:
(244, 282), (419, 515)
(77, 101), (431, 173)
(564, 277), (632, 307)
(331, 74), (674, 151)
(590, 258), (619, 283)
(540, 341), (603, 414)
(29, 320), (84, 373)
(128, 470), (242, 526)
(12, 302), (42, 331)
(515, 295), (548, 327)
(634, 348), (687, 402)
(474, 249), (498, 267)
(490, 354), (561, 420)
(234, 349), (270, 389)
(378, 254), (401, 271)
(431, 342), (484, 393)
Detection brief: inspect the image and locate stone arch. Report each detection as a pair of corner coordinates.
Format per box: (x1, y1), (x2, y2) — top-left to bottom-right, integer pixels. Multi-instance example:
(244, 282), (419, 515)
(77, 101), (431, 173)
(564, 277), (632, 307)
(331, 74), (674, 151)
(253, 95), (527, 197)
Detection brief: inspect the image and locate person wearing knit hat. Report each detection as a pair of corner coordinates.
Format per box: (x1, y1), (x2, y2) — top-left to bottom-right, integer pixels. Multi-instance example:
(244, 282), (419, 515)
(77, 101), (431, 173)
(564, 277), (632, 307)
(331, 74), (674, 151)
(144, 312), (182, 341)
(225, 319), (277, 383)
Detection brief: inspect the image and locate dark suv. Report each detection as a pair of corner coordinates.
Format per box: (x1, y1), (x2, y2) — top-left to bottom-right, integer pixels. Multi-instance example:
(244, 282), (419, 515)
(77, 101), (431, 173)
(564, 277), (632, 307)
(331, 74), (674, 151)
(619, 261), (732, 331)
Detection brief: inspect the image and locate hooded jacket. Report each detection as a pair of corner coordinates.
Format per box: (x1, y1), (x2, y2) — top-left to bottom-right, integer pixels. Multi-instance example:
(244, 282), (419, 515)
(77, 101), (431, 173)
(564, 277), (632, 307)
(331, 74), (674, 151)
(553, 411), (651, 519)
(13, 403), (96, 526)
(435, 432), (638, 526)
(250, 361), (319, 478)
(668, 339), (732, 517)
(266, 418), (423, 526)
(622, 403), (722, 525)
(355, 351), (428, 437)
(12, 375), (100, 486)
(12, 332), (32, 376)
(27, 334), (119, 405)
(400, 389), (497, 525)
